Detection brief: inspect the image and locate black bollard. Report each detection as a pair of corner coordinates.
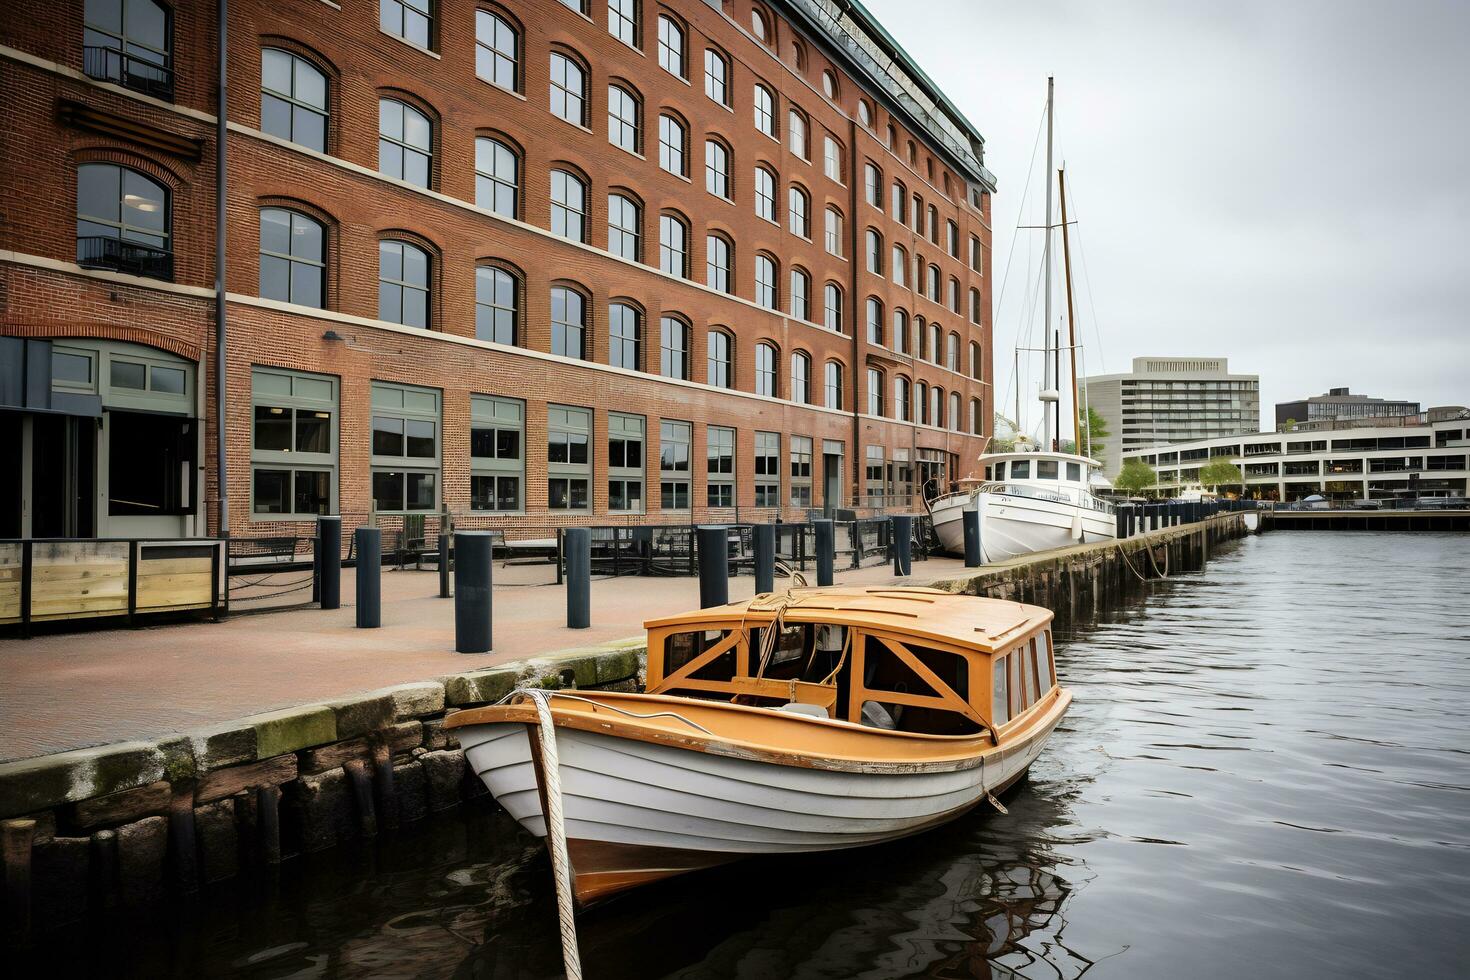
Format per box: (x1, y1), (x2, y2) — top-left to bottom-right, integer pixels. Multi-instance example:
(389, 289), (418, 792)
(813, 519), (835, 586)
(564, 527), (590, 629)
(963, 508), (982, 567)
(355, 527), (381, 628)
(318, 515), (341, 610)
(1115, 505), (1127, 539)
(696, 525), (730, 608)
(438, 527), (452, 598)
(454, 531), (493, 653)
(753, 522), (776, 595)
(893, 515), (913, 575)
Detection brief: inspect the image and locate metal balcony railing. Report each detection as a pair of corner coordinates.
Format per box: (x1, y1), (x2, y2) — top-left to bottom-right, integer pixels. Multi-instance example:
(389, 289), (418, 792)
(83, 45), (174, 100)
(77, 236), (174, 281)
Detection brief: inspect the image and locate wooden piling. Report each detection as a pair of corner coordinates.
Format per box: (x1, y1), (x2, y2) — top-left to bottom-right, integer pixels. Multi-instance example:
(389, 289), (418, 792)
(344, 759), (378, 839)
(2, 818), (35, 946)
(168, 791), (199, 893)
(256, 785), (282, 865)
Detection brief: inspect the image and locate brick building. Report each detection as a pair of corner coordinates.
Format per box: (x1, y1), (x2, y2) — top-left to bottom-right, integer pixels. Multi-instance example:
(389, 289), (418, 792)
(0, 0), (996, 542)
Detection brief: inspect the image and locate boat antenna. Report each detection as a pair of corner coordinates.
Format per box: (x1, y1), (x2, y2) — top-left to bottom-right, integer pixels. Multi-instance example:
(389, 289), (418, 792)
(1042, 76), (1054, 450)
(1059, 165), (1082, 453)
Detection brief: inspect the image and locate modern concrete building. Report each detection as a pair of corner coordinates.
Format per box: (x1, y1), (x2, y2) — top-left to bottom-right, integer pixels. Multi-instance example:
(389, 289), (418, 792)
(0, 0), (998, 542)
(1082, 357), (1260, 476)
(1275, 387), (1420, 427)
(1123, 406), (1470, 503)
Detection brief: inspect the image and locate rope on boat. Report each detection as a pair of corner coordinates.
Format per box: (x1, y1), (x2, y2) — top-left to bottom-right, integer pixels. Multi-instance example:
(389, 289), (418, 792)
(513, 690), (714, 735)
(524, 689), (583, 980)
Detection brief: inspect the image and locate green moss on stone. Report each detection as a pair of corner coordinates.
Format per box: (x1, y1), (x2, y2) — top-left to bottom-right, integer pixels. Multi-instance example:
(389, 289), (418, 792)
(248, 706), (337, 758)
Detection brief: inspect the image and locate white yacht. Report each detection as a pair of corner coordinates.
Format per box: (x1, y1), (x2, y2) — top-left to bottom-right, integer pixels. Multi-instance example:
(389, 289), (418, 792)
(929, 451), (1115, 561)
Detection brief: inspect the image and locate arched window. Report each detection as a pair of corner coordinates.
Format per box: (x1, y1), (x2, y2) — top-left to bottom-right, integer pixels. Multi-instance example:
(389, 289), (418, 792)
(864, 162), (881, 207)
(971, 398), (983, 435)
(84, 0), (172, 97)
(379, 240), (430, 328)
(381, 0), (432, 48)
(754, 167), (777, 222)
(550, 51), (586, 125)
(705, 232), (732, 292)
(858, 99), (872, 127)
(788, 350), (809, 403)
(550, 168), (587, 241)
(659, 211), (688, 277)
(704, 48), (730, 106)
(660, 315), (689, 379)
(865, 297), (883, 346)
(256, 206), (321, 305)
(658, 113), (686, 176)
(969, 341), (981, 379)
(891, 180), (906, 222)
(706, 329), (733, 387)
(474, 9), (518, 91)
(790, 267), (811, 321)
(261, 49), (327, 152)
(824, 206), (843, 256)
(751, 6), (772, 44)
(475, 135), (519, 217)
(824, 361), (843, 410)
(950, 392), (961, 431)
(608, 0), (638, 46)
(823, 283), (843, 332)
(928, 321), (942, 364)
(77, 163), (171, 279)
(607, 83), (640, 152)
(865, 228), (882, 274)
(892, 308), (908, 355)
(894, 376), (911, 421)
(788, 108), (807, 158)
(915, 381), (927, 425)
(705, 138), (731, 198)
(947, 220), (959, 257)
(823, 135), (842, 182)
(550, 283), (588, 359)
(915, 315), (927, 360)
(607, 191), (641, 260)
(788, 184), (809, 237)
(475, 264), (518, 344)
(947, 332), (960, 372)
(867, 368), (884, 416)
(822, 70), (838, 100)
(755, 253), (778, 309)
(907, 140), (917, 165)
(927, 204), (939, 243)
(608, 301), (641, 369)
(378, 98), (432, 187)
(791, 39), (806, 71)
(891, 244), (906, 287)
(657, 15), (684, 77)
(970, 287), (982, 324)
(948, 277), (961, 313)
(885, 123), (896, 149)
(930, 385), (942, 427)
(754, 84), (776, 137)
(927, 264), (941, 301)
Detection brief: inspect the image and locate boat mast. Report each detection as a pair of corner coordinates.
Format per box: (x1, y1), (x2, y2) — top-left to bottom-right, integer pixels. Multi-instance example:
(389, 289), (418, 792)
(1042, 77), (1054, 450)
(1058, 166), (1082, 452)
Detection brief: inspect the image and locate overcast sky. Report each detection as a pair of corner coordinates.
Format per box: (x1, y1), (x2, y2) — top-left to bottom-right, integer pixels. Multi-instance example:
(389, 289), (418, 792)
(864, 0), (1469, 435)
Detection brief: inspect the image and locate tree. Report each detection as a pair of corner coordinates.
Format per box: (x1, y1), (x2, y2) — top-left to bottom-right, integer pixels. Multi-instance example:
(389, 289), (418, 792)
(1198, 456), (1243, 491)
(1114, 458), (1157, 497)
(1061, 407), (1110, 457)
(1283, 418), (1297, 432)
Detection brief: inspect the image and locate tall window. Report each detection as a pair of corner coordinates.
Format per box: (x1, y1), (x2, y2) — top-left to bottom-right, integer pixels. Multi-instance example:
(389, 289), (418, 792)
(371, 382), (439, 513)
(790, 436), (813, 508)
(755, 167), (777, 222)
(789, 109), (807, 158)
(865, 229), (883, 274)
(864, 162), (881, 207)
(257, 207), (322, 306)
(930, 385), (942, 427)
(866, 368), (884, 416)
(821, 70), (838, 99)
(658, 114), (686, 176)
(607, 0), (638, 46)
(823, 135), (842, 181)
(790, 267), (811, 321)
(707, 426), (736, 507)
(474, 136), (518, 217)
(788, 185), (809, 236)
(704, 48), (729, 106)
(789, 351), (810, 403)
(659, 212), (688, 277)
(970, 234), (982, 272)
(656, 15), (684, 77)
(929, 321), (942, 363)
(969, 340), (982, 379)
(550, 169), (586, 241)
(891, 181), (906, 222)
(824, 361), (843, 410)
(824, 206), (842, 256)
(891, 245), (906, 287)
(550, 284), (587, 359)
(705, 139), (731, 198)
(928, 205), (939, 243)
(607, 192), (641, 260)
(947, 332), (960, 372)
(755, 254), (777, 309)
(83, 0), (172, 98)
(77, 163), (171, 280)
(380, 0), (432, 48)
(378, 98), (431, 188)
(927, 264), (941, 301)
(866, 297), (884, 346)
(894, 376), (911, 421)
(755, 431), (781, 507)
(608, 301), (641, 369)
(754, 84), (775, 137)
(261, 49), (326, 152)
(915, 382), (927, 425)
(548, 405), (592, 511)
(659, 420), (692, 510)
(950, 391), (962, 431)
(947, 220), (959, 257)
(865, 444), (885, 504)
(608, 413), (645, 513)
(705, 234), (731, 292)
(706, 330), (732, 387)
(755, 342), (778, 397)
(607, 84), (640, 152)
(823, 283), (842, 332)
(475, 10), (518, 91)
(475, 265), (517, 344)
(949, 277), (961, 313)
(751, 6), (772, 42)
(470, 396), (523, 512)
(660, 316), (689, 379)
(251, 367), (335, 518)
(971, 397), (983, 435)
(970, 288), (982, 324)
(892, 308), (909, 355)
(379, 240), (430, 328)
(550, 53), (586, 126)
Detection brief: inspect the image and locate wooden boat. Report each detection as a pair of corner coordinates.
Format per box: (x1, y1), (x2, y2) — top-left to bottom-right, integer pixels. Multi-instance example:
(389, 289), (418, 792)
(446, 586), (1070, 906)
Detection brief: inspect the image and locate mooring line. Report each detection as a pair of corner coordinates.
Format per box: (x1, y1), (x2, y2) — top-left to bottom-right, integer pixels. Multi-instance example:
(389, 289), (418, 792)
(525, 689), (583, 980)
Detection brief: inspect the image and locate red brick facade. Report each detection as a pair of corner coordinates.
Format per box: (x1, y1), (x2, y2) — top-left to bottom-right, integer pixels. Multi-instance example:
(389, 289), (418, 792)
(1, 0), (994, 538)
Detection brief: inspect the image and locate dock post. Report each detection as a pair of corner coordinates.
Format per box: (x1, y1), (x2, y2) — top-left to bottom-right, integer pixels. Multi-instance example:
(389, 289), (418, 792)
(814, 519), (835, 586)
(354, 527), (381, 628)
(318, 515), (341, 610)
(696, 526), (730, 608)
(1115, 506), (1127, 540)
(1, 818), (34, 946)
(564, 527), (591, 629)
(753, 522), (776, 595)
(892, 515), (912, 576)
(454, 531), (493, 653)
(438, 527), (452, 598)
(963, 508), (982, 567)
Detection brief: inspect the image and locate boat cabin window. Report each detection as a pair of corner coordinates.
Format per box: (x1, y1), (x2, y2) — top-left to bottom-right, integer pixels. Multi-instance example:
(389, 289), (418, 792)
(1037, 460), (1059, 479)
(983, 464), (992, 481)
(1001, 632), (1056, 719)
(1066, 462), (1081, 482)
(992, 655), (1010, 725)
(1011, 460), (1029, 479)
(858, 634), (977, 736)
(666, 629), (736, 680)
(1037, 633), (1055, 690)
(993, 461), (1005, 480)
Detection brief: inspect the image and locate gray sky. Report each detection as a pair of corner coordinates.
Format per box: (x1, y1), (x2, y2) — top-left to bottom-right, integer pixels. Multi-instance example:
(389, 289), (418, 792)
(864, 0), (1469, 435)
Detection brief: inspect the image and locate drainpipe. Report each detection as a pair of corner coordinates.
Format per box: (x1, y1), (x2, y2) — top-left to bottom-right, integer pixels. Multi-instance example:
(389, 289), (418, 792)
(214, 0), (229, 541)
(847, 114), (860, 512)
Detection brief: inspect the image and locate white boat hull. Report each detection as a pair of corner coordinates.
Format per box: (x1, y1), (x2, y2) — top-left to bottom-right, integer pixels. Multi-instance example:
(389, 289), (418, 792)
(932, 490), (1116, 562)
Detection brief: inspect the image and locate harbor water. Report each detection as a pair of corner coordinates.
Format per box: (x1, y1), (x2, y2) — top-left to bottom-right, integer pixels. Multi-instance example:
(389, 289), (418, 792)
(29, 531), (1470, 978)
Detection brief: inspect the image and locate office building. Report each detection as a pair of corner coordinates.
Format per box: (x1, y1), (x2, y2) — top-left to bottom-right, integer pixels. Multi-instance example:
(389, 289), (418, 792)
(1275, 387), (1420, 428)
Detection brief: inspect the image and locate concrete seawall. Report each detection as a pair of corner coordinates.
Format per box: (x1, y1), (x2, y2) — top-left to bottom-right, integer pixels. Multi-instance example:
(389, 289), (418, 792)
(0, 512), (1257, 941)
